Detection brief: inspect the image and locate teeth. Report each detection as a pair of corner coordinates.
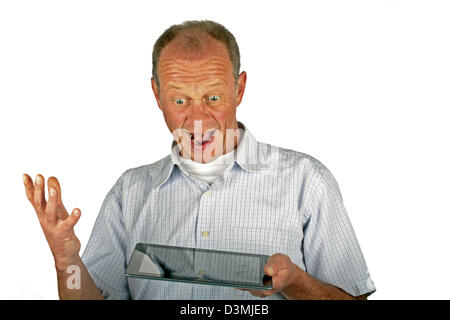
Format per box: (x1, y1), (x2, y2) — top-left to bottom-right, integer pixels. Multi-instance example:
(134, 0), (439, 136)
(190, 133), (213, 143)
(203, 129), (216, 142)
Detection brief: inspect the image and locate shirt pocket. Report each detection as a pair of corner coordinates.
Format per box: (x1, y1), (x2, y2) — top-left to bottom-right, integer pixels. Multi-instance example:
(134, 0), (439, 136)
(231, 226), (305, 270)
(218, 226), (302, 259)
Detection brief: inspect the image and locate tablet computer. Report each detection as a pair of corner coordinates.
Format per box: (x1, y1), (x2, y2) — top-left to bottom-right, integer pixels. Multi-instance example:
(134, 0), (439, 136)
(125, 243), (273, 290)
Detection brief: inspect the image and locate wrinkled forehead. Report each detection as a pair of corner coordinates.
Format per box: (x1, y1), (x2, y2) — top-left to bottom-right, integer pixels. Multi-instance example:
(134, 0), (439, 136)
(157, 35), (234, 87)
(158, 56), (234, 87)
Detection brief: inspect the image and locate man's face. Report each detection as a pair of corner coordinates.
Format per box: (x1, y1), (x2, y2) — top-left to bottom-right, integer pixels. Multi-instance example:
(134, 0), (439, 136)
(151, 36), (247, 163)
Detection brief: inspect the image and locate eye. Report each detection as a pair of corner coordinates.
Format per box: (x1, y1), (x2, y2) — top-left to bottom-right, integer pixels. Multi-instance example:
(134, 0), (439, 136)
(208, 95), (220, 102)
(174, 98), (186, 105)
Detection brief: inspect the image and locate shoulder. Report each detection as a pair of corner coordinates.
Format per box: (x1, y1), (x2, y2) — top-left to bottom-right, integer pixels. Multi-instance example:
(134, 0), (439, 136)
(267, 143), (342, 196)
(266, 142), (330, 178)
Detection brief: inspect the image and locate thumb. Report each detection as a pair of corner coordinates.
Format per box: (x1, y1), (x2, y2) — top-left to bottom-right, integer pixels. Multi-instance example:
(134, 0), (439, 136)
(264, 262), (276, 277)
(62, 208), (81, 233)
(265, 253), (292, 276)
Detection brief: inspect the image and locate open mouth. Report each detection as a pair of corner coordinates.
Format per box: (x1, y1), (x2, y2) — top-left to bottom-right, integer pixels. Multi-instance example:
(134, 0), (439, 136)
(190, 130), (216, 151)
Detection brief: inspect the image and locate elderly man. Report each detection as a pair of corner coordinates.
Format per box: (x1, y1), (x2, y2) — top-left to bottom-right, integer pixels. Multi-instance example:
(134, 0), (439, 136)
(23, 20), (375, 300)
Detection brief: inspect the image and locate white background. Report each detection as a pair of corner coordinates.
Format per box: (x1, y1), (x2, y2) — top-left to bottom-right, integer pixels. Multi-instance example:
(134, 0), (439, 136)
(1, 0), (449, 299)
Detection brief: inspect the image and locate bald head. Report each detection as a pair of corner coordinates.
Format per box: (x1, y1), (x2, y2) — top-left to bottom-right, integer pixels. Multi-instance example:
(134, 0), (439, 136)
(165, 31), (211, 60)
(160, 32), (227, 62)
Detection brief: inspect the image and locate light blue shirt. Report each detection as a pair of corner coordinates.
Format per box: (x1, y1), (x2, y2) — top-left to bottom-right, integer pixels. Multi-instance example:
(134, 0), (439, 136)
(81, 122), (376, 299)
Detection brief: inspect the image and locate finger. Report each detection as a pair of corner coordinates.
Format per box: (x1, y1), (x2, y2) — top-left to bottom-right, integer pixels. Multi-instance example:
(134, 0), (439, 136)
(45, 186), (58, 223)
(252, 288), (275, 297)
(33, 174), (47, 211)
(47, 176), (62, 203)
(248, 290), (266, 298)
(47, 176), (69, 219)
(23, 174), (35, 204)
(61, 208), (81, 232)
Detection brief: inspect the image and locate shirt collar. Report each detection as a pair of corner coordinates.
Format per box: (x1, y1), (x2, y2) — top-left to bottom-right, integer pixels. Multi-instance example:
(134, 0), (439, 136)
(156, 122), (271, 188)
(234, 122), (272, 172)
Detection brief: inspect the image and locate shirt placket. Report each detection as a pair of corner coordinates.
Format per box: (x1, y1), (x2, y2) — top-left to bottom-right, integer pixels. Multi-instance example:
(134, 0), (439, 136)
(194, 180), (220, 277)
(196, 185), (214, 242)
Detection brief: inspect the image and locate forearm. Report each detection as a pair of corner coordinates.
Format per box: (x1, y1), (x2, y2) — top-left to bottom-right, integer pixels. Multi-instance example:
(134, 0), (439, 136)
(281, 265), (363, 300)
(56, 255), (104, 300)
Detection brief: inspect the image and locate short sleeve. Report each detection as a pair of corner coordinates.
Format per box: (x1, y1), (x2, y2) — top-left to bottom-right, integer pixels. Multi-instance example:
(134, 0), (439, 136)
(302, 165), (376, 297)
(81, 173), (131, 299)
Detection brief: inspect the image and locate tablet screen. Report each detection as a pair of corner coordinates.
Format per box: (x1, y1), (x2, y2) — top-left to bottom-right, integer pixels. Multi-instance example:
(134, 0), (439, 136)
(125, 243), (273, 290)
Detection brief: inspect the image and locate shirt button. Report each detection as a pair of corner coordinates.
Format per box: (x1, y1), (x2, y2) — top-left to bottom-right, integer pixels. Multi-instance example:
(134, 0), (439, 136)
(198, 269), (205, 275)
(204, 190), (211, 197)
(201, 231), (209, 237)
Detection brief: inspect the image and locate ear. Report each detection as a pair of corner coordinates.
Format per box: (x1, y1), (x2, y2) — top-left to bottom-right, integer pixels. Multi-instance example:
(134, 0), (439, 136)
(151, 77), (163, 111)
(235, 71), (247, 108)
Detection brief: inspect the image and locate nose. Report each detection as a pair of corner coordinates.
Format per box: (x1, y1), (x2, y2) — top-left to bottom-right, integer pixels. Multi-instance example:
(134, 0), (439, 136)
(186, 99), (213, 128)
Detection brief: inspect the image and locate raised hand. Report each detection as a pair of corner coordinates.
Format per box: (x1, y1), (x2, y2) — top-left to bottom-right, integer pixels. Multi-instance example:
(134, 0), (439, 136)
(23, 174), (82, 272)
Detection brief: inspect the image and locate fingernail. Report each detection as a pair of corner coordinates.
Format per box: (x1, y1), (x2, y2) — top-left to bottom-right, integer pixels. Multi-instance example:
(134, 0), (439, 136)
(36, 175), (41, 184)
(50, 187), (56, 197)
(74, 209), (80, 217)
(23, 174), (27, 184)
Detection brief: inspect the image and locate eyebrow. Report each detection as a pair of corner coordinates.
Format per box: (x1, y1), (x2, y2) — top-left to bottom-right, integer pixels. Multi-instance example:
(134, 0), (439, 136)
(208, 82), (225, 87)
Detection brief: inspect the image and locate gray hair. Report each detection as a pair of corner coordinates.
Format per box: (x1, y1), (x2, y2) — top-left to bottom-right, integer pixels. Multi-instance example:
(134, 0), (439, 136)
(152, 20), (241, 91)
